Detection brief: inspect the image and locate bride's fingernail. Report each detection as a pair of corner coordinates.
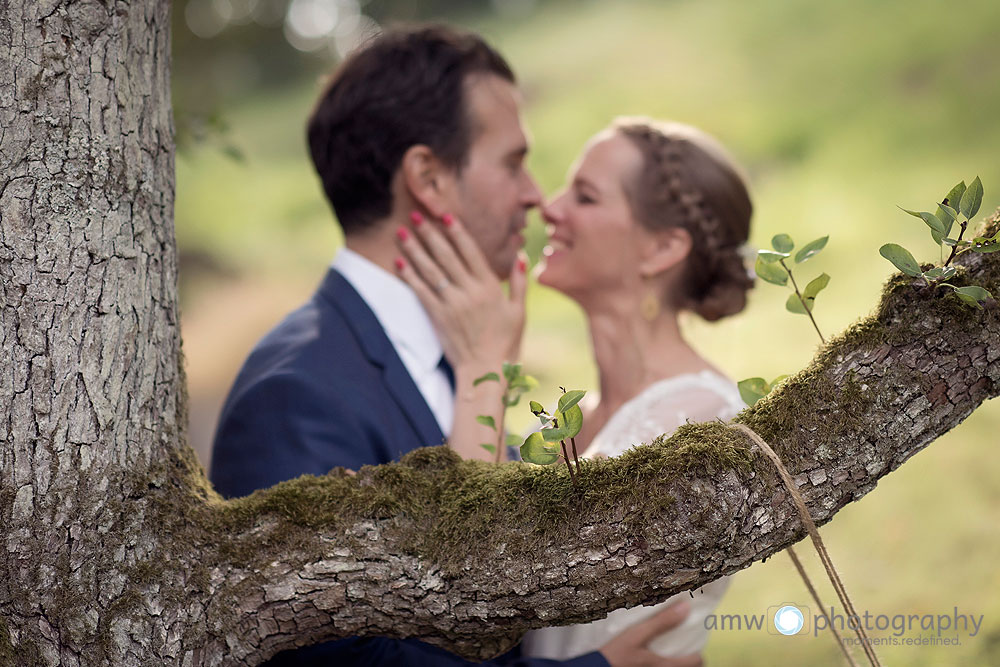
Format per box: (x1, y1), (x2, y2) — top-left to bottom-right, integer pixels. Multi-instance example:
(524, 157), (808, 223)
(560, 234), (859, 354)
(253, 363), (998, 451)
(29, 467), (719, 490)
(396, 226), (409, 241)
(409, 211), (423, 226)
(394, 257), (405, 270)
(442, 213), (454, 227)
(517, 257), (527, 273)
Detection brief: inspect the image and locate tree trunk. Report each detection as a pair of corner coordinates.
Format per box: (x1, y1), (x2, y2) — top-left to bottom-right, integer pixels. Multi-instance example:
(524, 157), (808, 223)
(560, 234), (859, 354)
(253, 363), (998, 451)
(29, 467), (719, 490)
(2, 1), (999, 665)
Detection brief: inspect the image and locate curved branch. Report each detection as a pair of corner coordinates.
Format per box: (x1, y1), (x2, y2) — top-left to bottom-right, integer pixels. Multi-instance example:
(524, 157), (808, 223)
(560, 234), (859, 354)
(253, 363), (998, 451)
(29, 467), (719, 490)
(158, 214), (1000, 664)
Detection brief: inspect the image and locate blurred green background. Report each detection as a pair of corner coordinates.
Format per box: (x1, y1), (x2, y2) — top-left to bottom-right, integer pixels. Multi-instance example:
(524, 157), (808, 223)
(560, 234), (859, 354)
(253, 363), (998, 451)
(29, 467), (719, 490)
(172, 0), (1000, 664)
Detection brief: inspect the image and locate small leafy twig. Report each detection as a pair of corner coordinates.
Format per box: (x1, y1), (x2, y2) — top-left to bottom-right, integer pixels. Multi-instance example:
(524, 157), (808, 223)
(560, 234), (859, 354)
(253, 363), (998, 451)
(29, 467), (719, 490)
(755, 234), (831, 334)
(881, 176), (995, 309)
(474, 362), (538, 462)
(779, 258), (827, 345)
(740, 233), (830, 407)
(521, 390), (588, 486)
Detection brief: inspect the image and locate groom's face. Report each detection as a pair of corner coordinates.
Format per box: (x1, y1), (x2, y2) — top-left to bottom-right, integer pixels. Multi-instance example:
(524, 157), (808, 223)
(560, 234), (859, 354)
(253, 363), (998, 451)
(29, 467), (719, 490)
(447, 75), (542, 278)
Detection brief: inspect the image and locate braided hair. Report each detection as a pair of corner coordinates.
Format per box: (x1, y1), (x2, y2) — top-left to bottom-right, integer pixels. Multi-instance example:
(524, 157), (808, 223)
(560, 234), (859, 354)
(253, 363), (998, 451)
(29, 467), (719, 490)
(614, 117), (754, 321)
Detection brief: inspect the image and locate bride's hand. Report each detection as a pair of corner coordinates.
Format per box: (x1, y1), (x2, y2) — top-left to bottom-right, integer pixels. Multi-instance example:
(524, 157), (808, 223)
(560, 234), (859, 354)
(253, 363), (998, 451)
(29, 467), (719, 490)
(395, 211), (525, 462)
(394, 211), (526, 377)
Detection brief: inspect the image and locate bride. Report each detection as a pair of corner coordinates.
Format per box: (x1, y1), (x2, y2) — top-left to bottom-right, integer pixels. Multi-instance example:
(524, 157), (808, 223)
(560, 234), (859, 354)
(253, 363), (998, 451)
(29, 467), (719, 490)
(397, 117), (754, 660)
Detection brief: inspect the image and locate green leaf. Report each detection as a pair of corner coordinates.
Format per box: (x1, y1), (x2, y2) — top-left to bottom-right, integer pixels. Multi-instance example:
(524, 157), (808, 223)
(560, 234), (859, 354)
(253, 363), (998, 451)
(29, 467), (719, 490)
(771, 234), (795, 253)
(509, 374), (537, 389)
(480, 443), (496, 454)
(935, 181), (966, 242)
(503, 394), (523, 408)
(755, 255), (788, 286)
(959, 176), (983, 220)
(520, 431), (560, 465)
(476, 415), (496, 431)
(899, 208), (945, 235)
(951, 285), (992, 309)
(501, 362), (521, 383)
(737, 377), (769, 407)
(923, 266), (958, 280)
(529, 400), (546, 415)
(941, 181), (967, 212)
(757, 250), (790, 263)
(557, 390), (587, 413)
(785, 293), (806, 314)
(473, 372), (500, 387)
(942, 238), (964, 247)
(794, 236), (829, 264)
(770, 374), (790, 387)
(972, 236), (1000, 253)
(954, 293), (982, 309)
(941, 283), (992, 307)
(542, 404), (584, 442)
(933, 203), (958, 243)
(786, 273), (830, 314)
(957, 285), (992, 300)
(879, 243), (923, 277)
(803, 272), (830, 301)
(505, 434), (523, 447)
(936, 203), (959, 223)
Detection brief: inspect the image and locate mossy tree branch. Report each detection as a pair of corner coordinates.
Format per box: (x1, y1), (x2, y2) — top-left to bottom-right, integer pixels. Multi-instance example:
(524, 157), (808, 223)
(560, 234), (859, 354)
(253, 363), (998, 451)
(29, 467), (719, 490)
(144, 213), (1000, 663)
(3, 0), (1000, 664)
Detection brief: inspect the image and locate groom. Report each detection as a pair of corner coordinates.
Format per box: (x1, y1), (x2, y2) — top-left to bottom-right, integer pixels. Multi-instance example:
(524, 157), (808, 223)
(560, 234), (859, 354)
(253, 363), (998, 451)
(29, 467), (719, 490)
(210, 24), (701, 667)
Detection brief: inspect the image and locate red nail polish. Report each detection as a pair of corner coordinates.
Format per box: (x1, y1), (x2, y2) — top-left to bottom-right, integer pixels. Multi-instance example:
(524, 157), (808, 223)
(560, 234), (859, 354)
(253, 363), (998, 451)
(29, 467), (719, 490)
(517, 257), (527, 273)
(396, 226), (409, 241)
(394, 257), (405, 270)
(409, 211), (423, 226)
(442, 213), (454, 227)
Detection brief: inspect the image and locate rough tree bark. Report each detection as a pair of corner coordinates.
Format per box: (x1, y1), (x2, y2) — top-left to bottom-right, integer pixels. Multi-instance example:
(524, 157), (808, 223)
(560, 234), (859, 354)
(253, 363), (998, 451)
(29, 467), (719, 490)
(2, 0), (999, 665)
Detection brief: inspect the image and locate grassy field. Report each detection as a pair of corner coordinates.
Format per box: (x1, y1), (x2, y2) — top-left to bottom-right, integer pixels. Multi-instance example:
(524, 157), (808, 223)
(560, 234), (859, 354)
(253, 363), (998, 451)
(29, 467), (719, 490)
(174, 0), (1000, 663)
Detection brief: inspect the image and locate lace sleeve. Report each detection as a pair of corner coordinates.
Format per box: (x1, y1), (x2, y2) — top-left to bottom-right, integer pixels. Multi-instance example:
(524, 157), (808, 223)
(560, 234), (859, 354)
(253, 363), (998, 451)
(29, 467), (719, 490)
(584, 375), (744, 459)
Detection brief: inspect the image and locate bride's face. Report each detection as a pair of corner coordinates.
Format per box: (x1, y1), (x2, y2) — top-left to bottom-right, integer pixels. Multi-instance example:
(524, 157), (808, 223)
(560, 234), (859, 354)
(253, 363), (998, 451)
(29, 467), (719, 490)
(537, 132), (650, 300)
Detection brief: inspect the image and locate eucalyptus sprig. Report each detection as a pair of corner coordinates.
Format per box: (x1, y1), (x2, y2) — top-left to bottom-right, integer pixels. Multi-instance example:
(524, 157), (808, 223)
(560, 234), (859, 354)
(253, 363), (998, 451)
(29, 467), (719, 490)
(740, 232), (831, 406)
(474, 361), (538, 463)
(880, 176), (996, 309)
(754, 233), (831, 343)
(520, 388), (587, 486)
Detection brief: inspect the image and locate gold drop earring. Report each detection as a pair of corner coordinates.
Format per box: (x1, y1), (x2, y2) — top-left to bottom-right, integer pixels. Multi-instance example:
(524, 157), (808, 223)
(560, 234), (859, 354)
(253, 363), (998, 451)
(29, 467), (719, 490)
(640, 278), (661, 322)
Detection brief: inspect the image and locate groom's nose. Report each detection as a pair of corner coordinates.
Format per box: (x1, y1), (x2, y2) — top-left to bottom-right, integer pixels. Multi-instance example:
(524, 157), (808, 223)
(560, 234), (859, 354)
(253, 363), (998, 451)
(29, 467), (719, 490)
(519, 170), (543, 209)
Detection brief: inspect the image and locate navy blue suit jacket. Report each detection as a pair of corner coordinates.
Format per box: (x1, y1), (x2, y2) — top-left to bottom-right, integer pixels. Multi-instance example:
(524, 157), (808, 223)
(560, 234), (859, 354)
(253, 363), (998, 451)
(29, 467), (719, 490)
(211, 268), (608, 667)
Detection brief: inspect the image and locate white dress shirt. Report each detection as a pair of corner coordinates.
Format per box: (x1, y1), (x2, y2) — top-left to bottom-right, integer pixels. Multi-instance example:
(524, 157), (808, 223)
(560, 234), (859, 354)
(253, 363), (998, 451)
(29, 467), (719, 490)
(332, 248), (454, 437)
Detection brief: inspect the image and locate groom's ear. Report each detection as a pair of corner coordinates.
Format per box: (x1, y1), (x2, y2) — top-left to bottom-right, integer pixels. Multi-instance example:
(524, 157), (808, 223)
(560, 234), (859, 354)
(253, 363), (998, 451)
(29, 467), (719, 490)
(638, 226), (692, 278)
(400, 144), (458, 218)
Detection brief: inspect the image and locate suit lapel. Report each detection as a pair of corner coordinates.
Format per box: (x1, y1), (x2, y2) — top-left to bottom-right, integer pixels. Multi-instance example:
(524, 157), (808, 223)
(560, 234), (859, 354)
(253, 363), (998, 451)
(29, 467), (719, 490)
(317, 268), (446, 448)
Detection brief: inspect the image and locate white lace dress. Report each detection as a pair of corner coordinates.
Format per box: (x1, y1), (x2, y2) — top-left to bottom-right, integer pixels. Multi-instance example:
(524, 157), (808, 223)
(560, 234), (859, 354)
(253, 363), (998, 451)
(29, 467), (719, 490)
(521, 369), (746, 659)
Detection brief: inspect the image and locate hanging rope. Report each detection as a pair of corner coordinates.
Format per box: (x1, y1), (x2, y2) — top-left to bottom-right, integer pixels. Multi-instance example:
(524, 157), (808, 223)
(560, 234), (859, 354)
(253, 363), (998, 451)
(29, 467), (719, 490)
(728, 422), (882, 667)
(786, 545), (859, 667)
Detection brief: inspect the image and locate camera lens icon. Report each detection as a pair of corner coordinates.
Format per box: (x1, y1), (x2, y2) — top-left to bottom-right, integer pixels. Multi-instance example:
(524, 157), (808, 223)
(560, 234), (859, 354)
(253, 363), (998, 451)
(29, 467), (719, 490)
(774, 605), (805, 635)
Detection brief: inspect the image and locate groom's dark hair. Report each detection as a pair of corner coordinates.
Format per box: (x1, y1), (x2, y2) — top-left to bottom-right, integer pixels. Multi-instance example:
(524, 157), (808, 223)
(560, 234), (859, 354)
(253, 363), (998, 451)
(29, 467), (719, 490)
(307, 25), (515, 235)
